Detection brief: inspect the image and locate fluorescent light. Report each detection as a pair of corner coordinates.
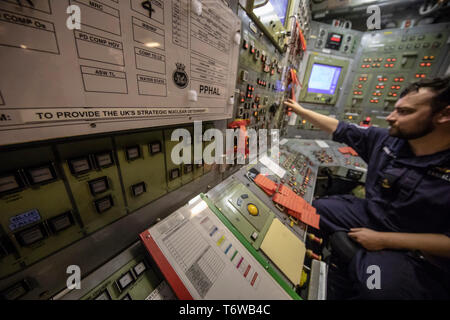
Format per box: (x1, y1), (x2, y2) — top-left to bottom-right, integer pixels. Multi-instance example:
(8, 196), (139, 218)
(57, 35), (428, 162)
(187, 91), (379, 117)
(145, 42), (160, 48)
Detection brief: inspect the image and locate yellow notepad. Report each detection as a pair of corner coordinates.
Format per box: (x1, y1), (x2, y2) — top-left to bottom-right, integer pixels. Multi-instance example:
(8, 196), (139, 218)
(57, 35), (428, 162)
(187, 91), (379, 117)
(260, 218), (306, 285)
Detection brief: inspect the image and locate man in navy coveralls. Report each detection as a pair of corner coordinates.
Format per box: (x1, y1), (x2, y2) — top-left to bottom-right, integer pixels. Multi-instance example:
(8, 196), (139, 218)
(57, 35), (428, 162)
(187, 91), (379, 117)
(284, 77), (450, 299)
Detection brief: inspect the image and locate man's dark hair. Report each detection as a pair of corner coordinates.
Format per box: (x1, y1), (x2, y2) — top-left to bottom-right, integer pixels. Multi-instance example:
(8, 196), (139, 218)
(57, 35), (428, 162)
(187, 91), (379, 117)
(400, 76), (450, 114)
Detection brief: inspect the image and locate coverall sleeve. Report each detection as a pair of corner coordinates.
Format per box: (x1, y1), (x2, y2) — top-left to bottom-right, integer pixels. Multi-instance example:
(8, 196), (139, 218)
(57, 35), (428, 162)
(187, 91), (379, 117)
(332, 121), (389, 164)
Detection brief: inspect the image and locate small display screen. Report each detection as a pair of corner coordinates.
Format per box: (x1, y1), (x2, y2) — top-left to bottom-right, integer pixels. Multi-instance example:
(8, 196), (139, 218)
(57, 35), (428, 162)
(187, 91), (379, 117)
(132, 182), (146, 197)
(126, 146), (140, 160)
(150, 142), (161, 154)
(89, 177), (109, 195)
(118, 272), (134, 290)
(184, 164), (193, 174)
(95, 152), (114, 167)
(170, 168), (180, 180)
(307, 64), (342, 95)
(0, 173), (22, 194)
(95, 290), (111, 300)
(69, 157), (91, 175)
(27, 165), (56, 184)
(48, 212), (74, 233)
(268, 0), (289, 25)
(16, 224), (46, 246)
(133, 261), (147, 276)
(95, 195), (113, 213)
(2, 281), (29, 300)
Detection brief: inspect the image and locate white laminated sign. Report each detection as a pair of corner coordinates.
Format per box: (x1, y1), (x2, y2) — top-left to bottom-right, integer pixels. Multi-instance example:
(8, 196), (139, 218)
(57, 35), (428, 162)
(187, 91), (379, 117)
(0, 0), (241, 145)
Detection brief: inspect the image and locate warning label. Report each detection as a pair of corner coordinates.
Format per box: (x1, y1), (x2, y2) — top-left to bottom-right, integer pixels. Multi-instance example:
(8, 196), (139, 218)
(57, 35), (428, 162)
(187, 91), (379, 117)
(13, 108), (209, 124)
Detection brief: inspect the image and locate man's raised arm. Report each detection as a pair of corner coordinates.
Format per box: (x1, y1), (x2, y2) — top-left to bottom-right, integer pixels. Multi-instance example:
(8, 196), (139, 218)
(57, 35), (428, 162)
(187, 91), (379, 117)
(284, 99), (339, 134)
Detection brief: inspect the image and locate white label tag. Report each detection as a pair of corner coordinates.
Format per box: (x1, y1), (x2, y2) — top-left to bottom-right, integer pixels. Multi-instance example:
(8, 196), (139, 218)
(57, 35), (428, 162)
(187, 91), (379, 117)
(315, 140), (329, 148)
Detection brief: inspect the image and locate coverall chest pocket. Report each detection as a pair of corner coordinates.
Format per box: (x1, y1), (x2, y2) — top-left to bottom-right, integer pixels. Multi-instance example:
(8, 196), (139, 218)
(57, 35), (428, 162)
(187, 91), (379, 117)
(378, 165), (423, 206)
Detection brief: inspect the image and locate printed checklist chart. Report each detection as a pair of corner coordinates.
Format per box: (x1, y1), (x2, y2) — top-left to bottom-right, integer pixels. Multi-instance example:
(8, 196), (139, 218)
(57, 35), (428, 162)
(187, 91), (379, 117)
(141, 198), (292, 300)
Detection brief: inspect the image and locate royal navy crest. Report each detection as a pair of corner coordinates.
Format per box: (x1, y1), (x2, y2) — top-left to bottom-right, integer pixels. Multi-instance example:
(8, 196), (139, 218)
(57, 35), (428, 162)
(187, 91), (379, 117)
(173, 63), (189, 89)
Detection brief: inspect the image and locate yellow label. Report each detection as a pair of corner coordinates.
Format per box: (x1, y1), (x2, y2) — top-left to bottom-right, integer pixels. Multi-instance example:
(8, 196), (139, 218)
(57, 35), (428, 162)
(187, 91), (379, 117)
(217, 236), (225, 246)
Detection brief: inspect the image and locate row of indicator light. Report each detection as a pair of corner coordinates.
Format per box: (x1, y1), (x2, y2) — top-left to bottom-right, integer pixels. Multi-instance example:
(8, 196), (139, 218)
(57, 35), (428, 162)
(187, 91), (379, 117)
(242, 39), (280, 74)
(387, 92), (398, 97)
(257, 79), (267, 86)
(419, 62), (432, 67)
(361, 63), (395, 68)
(363, 58), (383, 62)
(203, 217), (261, 289)
(246, 85), (255, 99)
(415, 73), (427, 78)
(358, 77), (368, 82)
(362, 57), (397, 62)
(422, 56), (435, 60)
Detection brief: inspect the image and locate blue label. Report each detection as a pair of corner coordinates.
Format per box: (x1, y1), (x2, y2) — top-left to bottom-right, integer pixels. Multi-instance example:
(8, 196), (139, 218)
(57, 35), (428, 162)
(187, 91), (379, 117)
(9, 209), (41, 231)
